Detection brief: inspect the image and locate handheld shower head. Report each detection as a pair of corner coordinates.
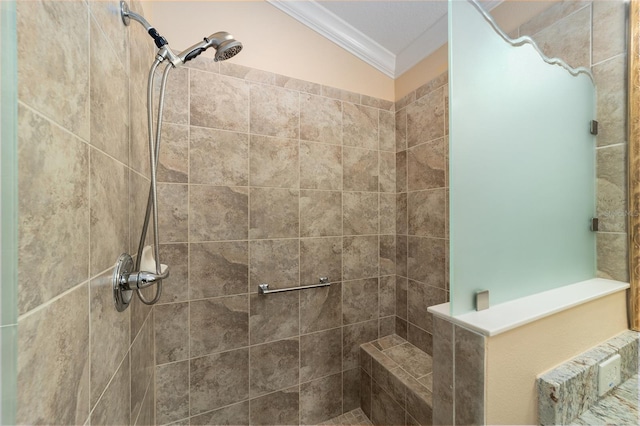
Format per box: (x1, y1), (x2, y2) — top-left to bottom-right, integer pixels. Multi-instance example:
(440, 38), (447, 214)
(178, 31), (243, 64)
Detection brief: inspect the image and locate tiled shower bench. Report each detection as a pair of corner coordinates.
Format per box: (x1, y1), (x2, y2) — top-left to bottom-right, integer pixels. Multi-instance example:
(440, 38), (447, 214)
(360, 335), (434, 425)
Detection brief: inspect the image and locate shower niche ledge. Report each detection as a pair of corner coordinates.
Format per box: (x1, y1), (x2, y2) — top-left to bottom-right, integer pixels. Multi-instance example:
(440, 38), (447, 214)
(428, 278), (629, 337)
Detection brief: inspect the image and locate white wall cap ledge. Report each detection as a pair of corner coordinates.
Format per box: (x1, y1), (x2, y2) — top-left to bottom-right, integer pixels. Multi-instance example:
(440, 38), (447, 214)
(428, 278), (630, 337)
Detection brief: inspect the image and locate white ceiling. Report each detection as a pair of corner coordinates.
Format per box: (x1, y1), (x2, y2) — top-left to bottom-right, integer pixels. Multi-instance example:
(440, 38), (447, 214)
(267, 0), (502, 78)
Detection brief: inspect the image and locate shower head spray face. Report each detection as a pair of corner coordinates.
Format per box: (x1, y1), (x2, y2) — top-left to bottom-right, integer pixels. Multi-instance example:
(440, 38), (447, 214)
(215, 39), (243, 62)
(177, 31), (243, 64)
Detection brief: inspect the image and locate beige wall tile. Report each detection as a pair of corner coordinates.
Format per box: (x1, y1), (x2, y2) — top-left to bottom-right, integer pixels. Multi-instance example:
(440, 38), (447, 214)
(408, 237), (446, 288)
(396, 276), (408, 321)
(155, 302), (189, 364)
(190, 296), (249, 357)
(276, 75), (322, 95)
(156, 361), (189, 425)
(300, 94), (342, 145)
(519, 1), (590, 36)
(343, 236), (379, 280)
(90, 271), (130, 408)
(407, 323), (432, 355)
(344, 103), (378, 149)
(159, 243), (189, 304)
(300, 190), (342, 237)
(408, 189), (446, 238)
(17, 284), (90, 425)
(379, 275), (396, 318)
(90, 19), (129, 164)
(530, 6), (591, 69)
(454, 326), (485, 424)
(189, 186), (248, 241)
(250, 239), (299, 290)
(407, 139), (445, 191)
(190, 401), (249, 426)
(190, 71), (249, 132)
(300, 283), (342, 334)
(322, 86), (360, 103)
(380, 236), (396, 277)
(380, 193), (396, 235)
(249, 387), (300, 426)
(158, 123), (189, 183)
(131, 310), (154, 421)
(250, 135), (299, 188)
(249, 339), (300, 397)
(190, 241), (249, 299)
(300, 328), (342, 383)
(220, 62), (276, 84)
(190, 127), (249, 186)
(18, 106), (90, 314)
(91, 355), (130, 426)
(250, 84), (300, 138)
(300, 373), (343, 424)
(395, 108), (407, 152)
(597, 232), (629, 282)
(407, 86), (445, 148)
(17, 0), (90, 139)
(90, 147), (129, 276)
(379, 151), (396, 193)
(344, 147), (379, 192)
(250, 292), (299, 345)
(408, 280), (447, 333)
(158, 183), (189, 243)
(594, 55), (627, 147)
(396, 235), (408, 278)
(300, 237), (342, 286)
(416, 72), (448, 101)
(190, 349), (250, 415)
(379, 110), (396, 152)
(343, 278), (379, 325)
(343, 320), (378, 370)
(129, 168), (151, 254)
(597, 145), (627, 233)
(396, 193), (408, 236)
(300, 141), (342, 190)
(250, 188), (299, 239)
(156, 67), (189, 125)
(343, 192), (378, 235)
(432, 317), (454, 425)
(396, 151), (407, 193)
(343, 368), (362, 412)
(89, 1), (129, 68)
(593, 0), (627, 64)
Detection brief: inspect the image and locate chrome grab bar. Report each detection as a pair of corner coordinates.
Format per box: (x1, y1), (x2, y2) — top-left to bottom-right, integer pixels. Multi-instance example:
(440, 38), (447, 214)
(258, 277), (330, 295)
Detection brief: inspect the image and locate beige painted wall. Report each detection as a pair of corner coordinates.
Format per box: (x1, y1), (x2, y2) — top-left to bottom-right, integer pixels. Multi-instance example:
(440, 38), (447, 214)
(148, 1), (565, 102)
(147, 0), (395, 100)
(485, 291), (628, 425)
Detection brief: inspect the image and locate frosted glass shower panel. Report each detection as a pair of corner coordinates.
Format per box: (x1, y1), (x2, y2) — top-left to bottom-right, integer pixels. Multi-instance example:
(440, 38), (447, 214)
(449, 0), (596, 315)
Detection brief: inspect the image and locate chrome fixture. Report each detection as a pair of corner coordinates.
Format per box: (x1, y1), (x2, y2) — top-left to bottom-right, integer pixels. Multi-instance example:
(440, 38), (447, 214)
(258, 277), (331, 295)
(113, 1), (243, 312)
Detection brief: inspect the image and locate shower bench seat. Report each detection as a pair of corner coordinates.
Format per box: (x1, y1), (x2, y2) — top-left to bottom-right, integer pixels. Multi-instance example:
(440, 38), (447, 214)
(360, 335), (433, 425)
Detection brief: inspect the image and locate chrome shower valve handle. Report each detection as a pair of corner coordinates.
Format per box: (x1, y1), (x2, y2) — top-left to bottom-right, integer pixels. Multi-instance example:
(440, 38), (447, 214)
(112, 253), (171, 312)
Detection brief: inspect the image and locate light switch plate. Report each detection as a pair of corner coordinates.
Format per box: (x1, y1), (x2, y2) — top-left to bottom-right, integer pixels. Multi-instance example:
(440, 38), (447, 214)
(598, 354), (621, 396)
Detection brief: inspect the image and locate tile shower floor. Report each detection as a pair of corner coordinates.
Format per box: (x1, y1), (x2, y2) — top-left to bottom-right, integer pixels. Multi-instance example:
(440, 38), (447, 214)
(319, 408), (373, 425)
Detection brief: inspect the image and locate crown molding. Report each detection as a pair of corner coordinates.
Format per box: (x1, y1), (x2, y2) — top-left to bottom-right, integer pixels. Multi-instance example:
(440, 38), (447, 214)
(267, 0), (504, 79)
(267, 0), (396, 78)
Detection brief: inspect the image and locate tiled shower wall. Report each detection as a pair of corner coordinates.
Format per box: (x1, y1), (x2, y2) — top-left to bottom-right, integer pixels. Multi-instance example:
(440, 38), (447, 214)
(16, 1), (156, 424)
(153, 59), (397, 425)
(394, 73), (449, 357)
